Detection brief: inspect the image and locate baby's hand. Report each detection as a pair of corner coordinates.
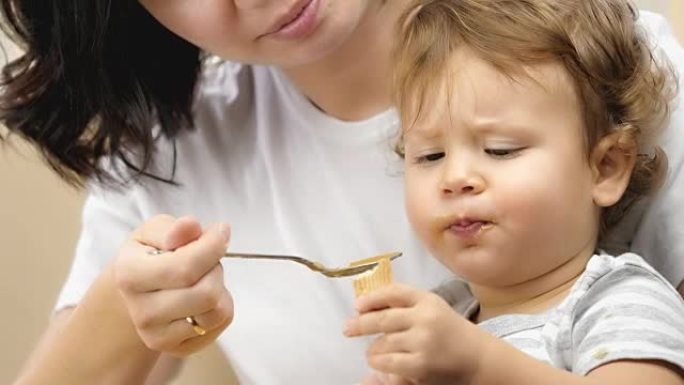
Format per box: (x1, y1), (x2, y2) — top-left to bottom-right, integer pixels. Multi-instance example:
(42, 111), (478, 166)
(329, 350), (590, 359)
(344, 284), (488, 385)
(359, 372), (410, 385)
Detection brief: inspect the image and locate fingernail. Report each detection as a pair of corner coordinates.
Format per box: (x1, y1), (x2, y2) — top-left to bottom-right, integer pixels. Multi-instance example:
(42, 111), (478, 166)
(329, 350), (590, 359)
(355, 298), (365, 312)
(368, 372), (388, 385)
(218, 223), (230, 242)
(377, 372), (390, 385)
(343, 319), (355, 336)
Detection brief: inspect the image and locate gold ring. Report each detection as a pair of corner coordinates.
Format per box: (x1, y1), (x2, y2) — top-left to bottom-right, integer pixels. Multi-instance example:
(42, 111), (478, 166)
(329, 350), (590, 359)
(185, 316), (207, 336)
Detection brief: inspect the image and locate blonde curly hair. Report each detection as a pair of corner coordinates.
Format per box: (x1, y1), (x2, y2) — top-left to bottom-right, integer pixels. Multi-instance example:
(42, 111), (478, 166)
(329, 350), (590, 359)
(393, 0), (677, 238)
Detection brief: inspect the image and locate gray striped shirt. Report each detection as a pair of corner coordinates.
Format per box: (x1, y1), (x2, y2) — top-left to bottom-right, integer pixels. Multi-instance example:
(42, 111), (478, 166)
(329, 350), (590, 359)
(439, 252), (684, 374)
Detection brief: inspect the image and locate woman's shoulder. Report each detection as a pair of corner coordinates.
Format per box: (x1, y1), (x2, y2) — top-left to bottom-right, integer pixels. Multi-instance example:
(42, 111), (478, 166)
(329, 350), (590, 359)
(194, 58), (290, 103)
(196, 58), (252, 104)
(190, 58), (307, 130)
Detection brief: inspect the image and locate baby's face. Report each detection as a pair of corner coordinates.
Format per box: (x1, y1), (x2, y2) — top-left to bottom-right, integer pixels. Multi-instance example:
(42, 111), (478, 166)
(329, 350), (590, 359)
(402, 50), (600, 288)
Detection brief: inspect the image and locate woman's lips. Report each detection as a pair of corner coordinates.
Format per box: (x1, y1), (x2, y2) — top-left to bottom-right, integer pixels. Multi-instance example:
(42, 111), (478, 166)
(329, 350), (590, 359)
(267, 0), (320, 40)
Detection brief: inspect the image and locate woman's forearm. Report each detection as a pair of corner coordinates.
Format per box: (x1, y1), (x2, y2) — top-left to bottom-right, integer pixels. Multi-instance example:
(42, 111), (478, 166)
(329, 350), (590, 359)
(14, 265), (160, 385)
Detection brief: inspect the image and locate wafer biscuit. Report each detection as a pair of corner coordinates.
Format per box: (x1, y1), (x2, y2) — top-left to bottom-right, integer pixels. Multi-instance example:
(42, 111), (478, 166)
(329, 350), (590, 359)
(350, 253), (394, 297)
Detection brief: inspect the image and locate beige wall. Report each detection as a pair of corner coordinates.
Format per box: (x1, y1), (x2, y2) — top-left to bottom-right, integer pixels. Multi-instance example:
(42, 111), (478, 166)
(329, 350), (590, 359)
(1, 3), (682, 385)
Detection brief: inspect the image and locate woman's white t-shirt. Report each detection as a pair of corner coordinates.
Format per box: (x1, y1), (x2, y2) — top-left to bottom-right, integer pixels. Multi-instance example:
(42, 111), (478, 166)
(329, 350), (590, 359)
(55, 11), (684, 385)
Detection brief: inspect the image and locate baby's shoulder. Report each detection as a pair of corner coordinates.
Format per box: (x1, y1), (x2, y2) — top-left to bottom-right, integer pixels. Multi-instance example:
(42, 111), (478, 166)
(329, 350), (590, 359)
(568, 252), (683, 320)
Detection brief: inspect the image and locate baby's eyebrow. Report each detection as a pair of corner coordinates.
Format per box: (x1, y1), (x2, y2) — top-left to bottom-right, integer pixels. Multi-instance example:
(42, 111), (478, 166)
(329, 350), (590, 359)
(404, 125), (443, 141)
(466, 119), (538, 136)
(404, 120), (532, 141)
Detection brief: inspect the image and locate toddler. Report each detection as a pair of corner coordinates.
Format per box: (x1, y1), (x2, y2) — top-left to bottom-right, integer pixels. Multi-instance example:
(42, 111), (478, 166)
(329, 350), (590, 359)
(344, 1), (684, 384)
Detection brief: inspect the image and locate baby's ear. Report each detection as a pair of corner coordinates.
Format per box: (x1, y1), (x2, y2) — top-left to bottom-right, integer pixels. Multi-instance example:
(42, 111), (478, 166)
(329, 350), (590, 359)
(590, 132), (637, 207)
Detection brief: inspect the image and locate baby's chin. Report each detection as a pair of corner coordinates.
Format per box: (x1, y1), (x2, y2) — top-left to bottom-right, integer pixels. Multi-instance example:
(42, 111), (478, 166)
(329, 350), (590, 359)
(434, 250), (529, 286)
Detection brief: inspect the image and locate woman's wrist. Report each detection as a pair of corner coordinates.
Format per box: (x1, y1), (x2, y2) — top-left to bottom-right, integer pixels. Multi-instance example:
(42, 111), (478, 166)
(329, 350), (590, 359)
(16, 265), (160, 385)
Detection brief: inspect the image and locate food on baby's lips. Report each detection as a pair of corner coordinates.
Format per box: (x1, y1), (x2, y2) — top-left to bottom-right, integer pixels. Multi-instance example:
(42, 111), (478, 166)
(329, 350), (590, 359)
(350, 253), (394, 297)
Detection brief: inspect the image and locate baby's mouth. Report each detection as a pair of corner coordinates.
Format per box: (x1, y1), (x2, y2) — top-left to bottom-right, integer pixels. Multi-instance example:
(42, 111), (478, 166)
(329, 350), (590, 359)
(448, 219), (494, 237)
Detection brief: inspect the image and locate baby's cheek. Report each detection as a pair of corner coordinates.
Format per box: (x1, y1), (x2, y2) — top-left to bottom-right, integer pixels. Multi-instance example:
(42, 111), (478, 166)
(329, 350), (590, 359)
(407, 211), (435, 248)
(404, 190), (431, 237)
(496, 181), (554, 226)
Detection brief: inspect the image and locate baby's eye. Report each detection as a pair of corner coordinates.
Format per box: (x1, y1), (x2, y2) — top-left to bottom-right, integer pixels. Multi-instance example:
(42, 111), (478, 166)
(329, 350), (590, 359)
(484, 148), (523, 159)
(415, 152), (445, 164)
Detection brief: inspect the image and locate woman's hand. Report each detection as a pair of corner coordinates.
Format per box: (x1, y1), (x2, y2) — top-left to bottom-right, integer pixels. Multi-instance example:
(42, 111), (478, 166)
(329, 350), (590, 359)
(345, 284), (491, 385)
(114, 215), (234, 356)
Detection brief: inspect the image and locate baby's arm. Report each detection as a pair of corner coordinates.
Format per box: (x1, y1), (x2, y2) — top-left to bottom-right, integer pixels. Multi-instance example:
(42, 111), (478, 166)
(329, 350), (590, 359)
(470, 340), (682, 385)
(345, 277), (684, 385)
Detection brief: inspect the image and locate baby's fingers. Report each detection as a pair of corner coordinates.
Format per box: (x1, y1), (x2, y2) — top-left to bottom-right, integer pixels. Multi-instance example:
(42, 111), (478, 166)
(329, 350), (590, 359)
(344, 308), (410, 337)
(360, 373), (412, 385)
(367, 331), (413, 356)
(367, 353), (418, 382)
(360, 373), (387, 385)
(355, 284), (426, 313)
(386, 375), (412, 385)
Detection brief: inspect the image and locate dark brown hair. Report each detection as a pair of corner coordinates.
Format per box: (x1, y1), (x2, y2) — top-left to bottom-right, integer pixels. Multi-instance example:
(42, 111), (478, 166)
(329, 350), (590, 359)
(0, 0), (202, 186)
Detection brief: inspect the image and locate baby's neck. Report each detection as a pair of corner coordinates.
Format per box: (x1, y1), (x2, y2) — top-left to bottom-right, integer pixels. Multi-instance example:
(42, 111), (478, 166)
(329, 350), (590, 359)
(469, 251), (592, 323)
